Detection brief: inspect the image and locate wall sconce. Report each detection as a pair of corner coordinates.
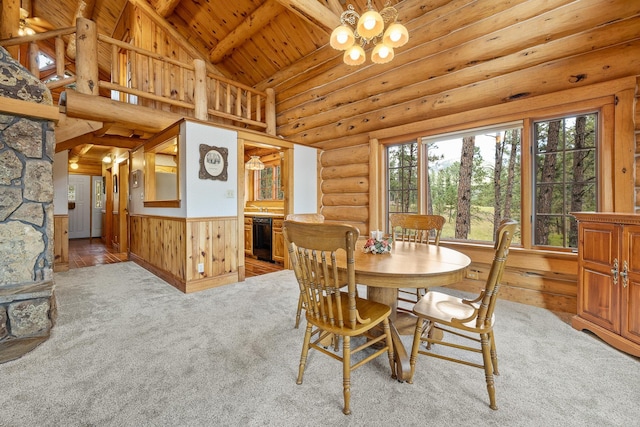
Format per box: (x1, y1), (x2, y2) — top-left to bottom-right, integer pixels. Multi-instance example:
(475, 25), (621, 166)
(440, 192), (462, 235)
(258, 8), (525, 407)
(246, 155), (265, 171)
(330, 0), (409, 65)
(102, 155), (112, 163)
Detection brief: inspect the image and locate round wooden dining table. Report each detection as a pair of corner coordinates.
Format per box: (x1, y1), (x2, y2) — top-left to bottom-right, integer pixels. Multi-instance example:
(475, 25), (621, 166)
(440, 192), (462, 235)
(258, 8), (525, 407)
(335, 239), (471, 381)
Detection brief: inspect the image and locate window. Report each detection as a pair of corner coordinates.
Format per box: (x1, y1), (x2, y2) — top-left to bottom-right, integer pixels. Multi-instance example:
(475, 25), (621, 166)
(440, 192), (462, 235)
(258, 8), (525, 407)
(387, 142), (418, 214)
(255, 165), (283, 200)
(386, 123), (523, 244)
(533, 113), (597, 248)
(143, 123), (180, 207)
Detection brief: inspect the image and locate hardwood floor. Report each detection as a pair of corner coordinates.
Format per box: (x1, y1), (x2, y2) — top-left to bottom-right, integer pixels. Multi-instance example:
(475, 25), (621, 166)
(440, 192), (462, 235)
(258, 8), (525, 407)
(69, 238), (128, 269)
(68, 238), (283, 277)
(244, 257), (284, 277)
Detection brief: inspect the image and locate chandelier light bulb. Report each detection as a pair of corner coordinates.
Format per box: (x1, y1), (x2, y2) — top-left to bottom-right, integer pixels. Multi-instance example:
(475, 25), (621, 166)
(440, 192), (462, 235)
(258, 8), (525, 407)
(330, 25), (355, 50)
(382, 22), (409, 48)
(344, 45), (365, 66)
(364, 16), (376, 30)
(357, 10), (384, 39)
(371, 43), (394, 64)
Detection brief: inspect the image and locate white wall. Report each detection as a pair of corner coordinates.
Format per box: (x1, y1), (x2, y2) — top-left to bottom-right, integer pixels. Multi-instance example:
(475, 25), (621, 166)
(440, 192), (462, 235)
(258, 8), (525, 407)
(128, 120), (238, 218)
(53, 151), (68, 215)
(185, 121), (238, 217)
(293, 144), (318, 214)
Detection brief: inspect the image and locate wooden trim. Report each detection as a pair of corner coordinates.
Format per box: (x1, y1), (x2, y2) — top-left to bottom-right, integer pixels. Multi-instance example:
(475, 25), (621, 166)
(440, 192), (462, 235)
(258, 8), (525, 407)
(53, 214), (69, 272)
(0, 97), (59, 122)
(572, 212), (640, 225)
(143, 200), (181, 208)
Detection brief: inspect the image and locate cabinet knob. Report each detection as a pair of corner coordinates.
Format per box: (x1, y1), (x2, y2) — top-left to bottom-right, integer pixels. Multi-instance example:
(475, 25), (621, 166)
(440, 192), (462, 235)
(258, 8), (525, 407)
(611, 258), (619, 285)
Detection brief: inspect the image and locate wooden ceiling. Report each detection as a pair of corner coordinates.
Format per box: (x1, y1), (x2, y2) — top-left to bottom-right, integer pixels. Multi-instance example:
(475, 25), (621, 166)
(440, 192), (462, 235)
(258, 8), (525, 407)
(8, 0), (640, 161)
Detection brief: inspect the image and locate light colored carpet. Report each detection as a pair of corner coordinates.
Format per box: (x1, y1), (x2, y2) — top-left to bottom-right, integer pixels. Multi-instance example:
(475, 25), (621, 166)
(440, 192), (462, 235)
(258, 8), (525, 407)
(1, 262), (638, 426)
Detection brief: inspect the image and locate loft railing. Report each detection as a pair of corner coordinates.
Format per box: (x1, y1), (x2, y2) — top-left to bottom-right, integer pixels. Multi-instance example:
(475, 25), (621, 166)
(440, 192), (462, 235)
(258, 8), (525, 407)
(0, 18), (275, 134)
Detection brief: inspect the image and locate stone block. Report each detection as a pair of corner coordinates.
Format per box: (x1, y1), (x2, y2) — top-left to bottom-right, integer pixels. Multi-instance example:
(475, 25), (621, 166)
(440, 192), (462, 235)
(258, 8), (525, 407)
(24, 160), (53, 203)
(0, 222), (44, 285)
(7, 298), (51, 337)
(4, 119), (42, 158)
(11, 202), (44, 226)
(0, 187), (22, 221)
(0, 150), (22, 185)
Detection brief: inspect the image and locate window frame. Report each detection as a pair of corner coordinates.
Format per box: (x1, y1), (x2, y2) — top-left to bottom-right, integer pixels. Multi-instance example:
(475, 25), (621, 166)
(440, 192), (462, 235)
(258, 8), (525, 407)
(254, 163), (283, 201)
(531, 111), (599, 250)
(374, 96), (617, 253)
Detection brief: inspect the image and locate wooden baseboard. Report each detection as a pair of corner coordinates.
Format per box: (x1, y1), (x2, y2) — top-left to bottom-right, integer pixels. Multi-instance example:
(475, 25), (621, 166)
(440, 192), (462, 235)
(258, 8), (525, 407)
(130, 253), (187, 292)
(572, 315), (640, 357)
(130, 253), (240, 293)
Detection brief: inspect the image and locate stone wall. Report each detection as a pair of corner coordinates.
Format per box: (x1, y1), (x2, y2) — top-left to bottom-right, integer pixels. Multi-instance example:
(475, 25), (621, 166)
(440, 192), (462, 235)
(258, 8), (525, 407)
(0, 47), (57, 363)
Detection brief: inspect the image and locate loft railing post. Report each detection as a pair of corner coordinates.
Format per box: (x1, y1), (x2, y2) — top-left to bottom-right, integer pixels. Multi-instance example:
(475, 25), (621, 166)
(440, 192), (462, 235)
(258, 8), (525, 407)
(55, 36), (65, 78)
(194, 58), (208, 120)
(28, 41), (39, 78)
(75, 17), (98, 95)
(266, 87), (276, 135)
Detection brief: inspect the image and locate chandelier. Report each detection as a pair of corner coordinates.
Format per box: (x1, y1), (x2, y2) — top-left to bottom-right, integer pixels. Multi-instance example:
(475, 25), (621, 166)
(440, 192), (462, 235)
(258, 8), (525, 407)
(246, 155), (265, 171)
(329, 0), (409, 65)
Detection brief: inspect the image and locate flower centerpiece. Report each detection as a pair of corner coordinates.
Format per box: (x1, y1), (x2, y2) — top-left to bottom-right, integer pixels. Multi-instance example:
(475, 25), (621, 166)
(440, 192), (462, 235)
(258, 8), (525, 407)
(363, 235), (392, 254)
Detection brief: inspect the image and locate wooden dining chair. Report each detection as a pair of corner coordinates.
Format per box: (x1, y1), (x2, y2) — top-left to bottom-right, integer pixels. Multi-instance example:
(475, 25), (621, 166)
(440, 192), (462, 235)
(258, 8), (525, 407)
(407, 219), (518, 410)
(283, 220), (396, 415)
(389, 213), (446, 312)
(285, 213), (325, 328)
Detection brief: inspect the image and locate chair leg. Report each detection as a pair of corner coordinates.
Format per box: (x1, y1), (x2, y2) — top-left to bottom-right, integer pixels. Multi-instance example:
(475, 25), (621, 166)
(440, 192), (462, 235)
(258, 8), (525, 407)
(382, 318), (396, 379)
(342, 335), (352, 415)
(297, 323), (313, 385)
(408, 317), (424, 384)
(480, 333), (498, 410)
(294, 292), (304, 329)
(425, 321), (436, 350)
(489, 331), (499, 375)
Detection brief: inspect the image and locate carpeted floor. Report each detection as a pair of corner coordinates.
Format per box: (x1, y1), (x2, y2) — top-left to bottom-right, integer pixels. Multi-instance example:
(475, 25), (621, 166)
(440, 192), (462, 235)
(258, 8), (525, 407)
(1, 262), (638, 426)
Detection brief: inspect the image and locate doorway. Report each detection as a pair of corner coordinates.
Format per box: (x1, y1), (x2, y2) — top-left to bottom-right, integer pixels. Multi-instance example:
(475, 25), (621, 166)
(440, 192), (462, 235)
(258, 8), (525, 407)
(68, 175), (91, 239)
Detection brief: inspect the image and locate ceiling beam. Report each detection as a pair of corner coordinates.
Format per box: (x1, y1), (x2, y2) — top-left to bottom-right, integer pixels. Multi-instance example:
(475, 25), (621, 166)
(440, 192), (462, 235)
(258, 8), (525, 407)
(155, 0), (182, 17)
(210, 1), (284, 63)
(90, 135), (143, 149)
(273, 0), (341, 32)
(322, 0), (344, 16)
(57, 132), (94, 153)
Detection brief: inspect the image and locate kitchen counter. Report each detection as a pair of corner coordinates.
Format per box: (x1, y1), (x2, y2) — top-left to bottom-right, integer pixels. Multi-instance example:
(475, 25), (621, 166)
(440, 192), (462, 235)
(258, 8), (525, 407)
(244, 212), (284, 218)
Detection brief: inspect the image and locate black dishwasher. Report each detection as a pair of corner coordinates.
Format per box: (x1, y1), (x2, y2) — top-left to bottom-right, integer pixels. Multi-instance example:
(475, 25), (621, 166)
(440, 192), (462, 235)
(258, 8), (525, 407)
(252, 216), (273, 261)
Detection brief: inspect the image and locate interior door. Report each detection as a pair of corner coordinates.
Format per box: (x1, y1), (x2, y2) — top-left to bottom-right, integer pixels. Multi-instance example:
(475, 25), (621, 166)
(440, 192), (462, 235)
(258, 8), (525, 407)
(91, 176), (104, 238)
(68, 175), (91, 239)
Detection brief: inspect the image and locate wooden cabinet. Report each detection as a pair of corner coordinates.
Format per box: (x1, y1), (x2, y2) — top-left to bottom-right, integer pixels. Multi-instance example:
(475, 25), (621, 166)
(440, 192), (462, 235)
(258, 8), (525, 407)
(572, 212), (640, 357)
(272, 218), (285, 263)
(244, 216), (253, 256)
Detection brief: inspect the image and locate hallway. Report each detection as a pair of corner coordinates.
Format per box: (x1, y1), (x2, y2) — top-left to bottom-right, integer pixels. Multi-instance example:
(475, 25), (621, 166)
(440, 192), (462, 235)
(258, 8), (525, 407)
(69, 238), (128, 269)
(68, 238), (283, 277)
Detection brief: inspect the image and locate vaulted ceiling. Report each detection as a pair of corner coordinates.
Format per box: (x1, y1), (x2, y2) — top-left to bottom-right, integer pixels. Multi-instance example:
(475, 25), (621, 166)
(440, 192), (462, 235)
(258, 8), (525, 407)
(7, 0), (640, 155)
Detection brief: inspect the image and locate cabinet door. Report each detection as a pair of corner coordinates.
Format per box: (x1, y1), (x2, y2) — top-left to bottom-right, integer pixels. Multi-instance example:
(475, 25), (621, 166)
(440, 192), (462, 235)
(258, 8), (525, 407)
(621, 225), (640, 345)
(578, 222), (621, 332)
(272, 218), (284, 263)
(244, 217), (253, 256)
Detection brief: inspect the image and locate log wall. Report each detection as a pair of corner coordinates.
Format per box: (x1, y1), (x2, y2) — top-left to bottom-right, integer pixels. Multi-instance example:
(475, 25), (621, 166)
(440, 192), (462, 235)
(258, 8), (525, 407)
(276, 0), (640, 314)
(130, 214), (239, 293)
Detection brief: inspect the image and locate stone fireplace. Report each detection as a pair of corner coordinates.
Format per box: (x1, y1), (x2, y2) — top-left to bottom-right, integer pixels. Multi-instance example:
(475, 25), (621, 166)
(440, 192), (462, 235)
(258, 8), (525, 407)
(0, 47), (57, 363)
